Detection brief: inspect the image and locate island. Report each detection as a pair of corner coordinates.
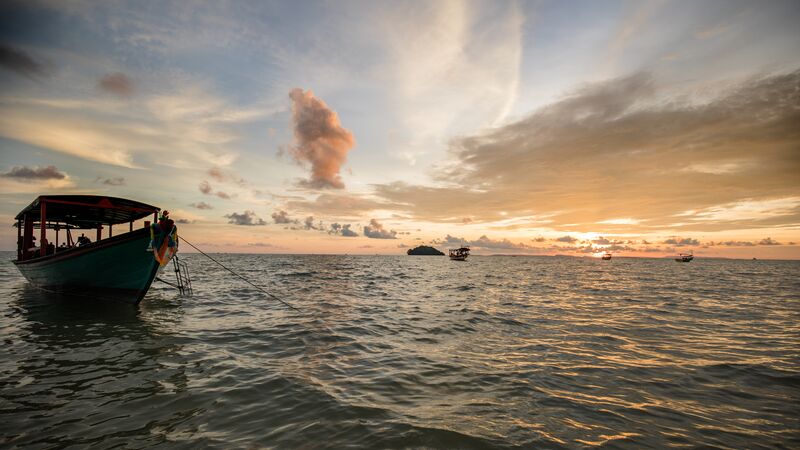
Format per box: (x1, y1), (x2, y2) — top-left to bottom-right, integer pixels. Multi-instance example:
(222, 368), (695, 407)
(406, 245), (445, 256)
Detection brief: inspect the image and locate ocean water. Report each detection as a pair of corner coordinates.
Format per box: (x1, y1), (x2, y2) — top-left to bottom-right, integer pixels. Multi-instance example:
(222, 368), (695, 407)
(1, 252), (798, 449)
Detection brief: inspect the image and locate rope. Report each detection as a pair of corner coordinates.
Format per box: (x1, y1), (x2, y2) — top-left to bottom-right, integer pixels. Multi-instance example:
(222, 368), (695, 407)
(178, 235), (302, 313)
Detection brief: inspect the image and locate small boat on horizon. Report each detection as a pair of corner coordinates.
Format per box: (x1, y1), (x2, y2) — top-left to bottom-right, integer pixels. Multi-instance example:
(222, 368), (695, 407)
(449, 246), (470, 261)
(675, 252), (694, 262)
(12, 195), (175, 304)
(601, 252), (612, 260)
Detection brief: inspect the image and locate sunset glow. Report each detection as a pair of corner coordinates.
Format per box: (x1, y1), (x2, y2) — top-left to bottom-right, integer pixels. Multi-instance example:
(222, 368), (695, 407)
(1, 1), (798, 259)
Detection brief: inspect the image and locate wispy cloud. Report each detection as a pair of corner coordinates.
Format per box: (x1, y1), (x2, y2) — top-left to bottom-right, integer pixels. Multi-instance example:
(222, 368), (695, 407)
(0, 44), (50, 79)
(375, 70), (800, 233)
(189, 201), (213, 210)
(94, 176), (125, 186)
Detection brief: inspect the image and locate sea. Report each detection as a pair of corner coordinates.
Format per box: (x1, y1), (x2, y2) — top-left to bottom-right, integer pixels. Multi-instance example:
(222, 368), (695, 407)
(1, 252), (798, 449)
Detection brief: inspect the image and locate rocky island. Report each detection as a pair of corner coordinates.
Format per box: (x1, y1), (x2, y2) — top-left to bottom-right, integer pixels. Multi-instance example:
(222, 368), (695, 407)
(406, 245), (445, 256)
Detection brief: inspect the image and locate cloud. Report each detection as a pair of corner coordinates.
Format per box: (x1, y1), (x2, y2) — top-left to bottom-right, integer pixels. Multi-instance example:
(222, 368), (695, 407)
(1, 165), (66, 180)
(97, 72), (133, 97)
(434, 234), (536, 251)
(328, 222), (358, 237)
(288, 88), (355, 189)
(363, 219), (397, 239)
(556, 236), (578, 243)
(225, 210), (266, 226)
(758, 237), (781, 246)
(175, 218), (193, 224)
(663, 237), (700, 246)
(199, 180), (232, 199)
(208, 167), (246, 186)
(271, 209), (294, 224)
(0, 44), (49, 79)
(189, 201), (213, 210)
(286, 193), (392, 216)
(199, 181), (212, 194)
(94, 176), (125, 186)
(373, 71), (800, 233)
(303, 216), (318, 230)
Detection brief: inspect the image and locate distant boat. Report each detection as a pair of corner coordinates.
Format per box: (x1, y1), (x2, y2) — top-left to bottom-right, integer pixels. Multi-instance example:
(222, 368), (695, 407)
(449, 246), (470, 261)
(12, 195), (169, 304)
(601, 252), (612, 260)
(675, 252), (694, 262)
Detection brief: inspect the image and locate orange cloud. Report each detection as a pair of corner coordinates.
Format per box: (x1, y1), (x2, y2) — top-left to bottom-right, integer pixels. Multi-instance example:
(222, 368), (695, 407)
(288, 88), (355, 189)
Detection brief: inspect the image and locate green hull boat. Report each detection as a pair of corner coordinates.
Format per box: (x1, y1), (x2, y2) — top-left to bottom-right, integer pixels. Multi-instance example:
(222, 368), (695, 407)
(12, 195), (165, 304)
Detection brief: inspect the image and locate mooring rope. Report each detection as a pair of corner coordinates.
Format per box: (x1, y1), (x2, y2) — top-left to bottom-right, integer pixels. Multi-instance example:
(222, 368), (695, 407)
(178, 235), (302, 313)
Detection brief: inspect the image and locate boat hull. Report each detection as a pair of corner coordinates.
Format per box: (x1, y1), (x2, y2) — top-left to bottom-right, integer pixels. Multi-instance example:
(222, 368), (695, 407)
(13, 228), (160, 304)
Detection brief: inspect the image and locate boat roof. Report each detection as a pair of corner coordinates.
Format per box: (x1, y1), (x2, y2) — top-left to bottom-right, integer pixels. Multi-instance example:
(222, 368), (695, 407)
(14, 195), (159, 227)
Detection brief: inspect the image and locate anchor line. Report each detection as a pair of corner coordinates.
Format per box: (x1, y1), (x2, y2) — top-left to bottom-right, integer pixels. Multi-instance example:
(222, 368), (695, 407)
(177, 235), (302, 313)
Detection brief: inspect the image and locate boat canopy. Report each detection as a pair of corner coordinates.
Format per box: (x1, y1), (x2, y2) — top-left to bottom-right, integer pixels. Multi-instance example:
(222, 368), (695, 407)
(14, 195), (159, 227)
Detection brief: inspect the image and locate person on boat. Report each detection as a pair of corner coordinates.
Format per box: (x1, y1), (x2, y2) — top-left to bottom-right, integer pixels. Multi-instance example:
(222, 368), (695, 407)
(77, 233), (91, 246)
(148, 210), (178, 251)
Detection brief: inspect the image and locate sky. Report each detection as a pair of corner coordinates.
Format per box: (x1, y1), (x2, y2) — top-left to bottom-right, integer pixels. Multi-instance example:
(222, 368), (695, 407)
(0, 0), (798, 258)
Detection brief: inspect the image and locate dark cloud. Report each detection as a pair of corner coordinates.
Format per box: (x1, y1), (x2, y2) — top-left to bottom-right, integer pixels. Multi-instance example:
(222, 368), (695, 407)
(271, 209), (294, 224)
(288, 88), (355, 189)
(374, 71), (800, 233)
(2, 165), (65, 180)
(363, 219), (397, 239)
(0, 44), (49, 79)
(663, 237), (700, 246)
(190, 202), (213, 210)
(434, 234), (536, 251)
(303, 216), (319, 230)
(97, 72), (133, 96)
(556, 236), (578, 243)
(175, 218), (193, 224)
(215, 191), (231, 199)
(328, 222), (358, 237)
(225, 210), (266, 226)
(758, 237), (781, 245)
(94, 176), (125, 186)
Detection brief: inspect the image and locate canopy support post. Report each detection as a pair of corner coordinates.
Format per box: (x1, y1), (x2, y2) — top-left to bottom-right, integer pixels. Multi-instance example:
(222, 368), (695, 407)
(16, 219), (22, 261)
(96, 225), (102, 242)
(40, 201), (47, 257)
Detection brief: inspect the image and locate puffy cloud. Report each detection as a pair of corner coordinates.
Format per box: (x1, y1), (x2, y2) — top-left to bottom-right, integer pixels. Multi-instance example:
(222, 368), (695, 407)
(374, 71), (800, 233)
(1, 165), (66, 180)
(94, 176), (125, 186)
(97, 72), (133, 97)
(189, 201), (213, 210)
(288, 88), (355, 189)
(363, 219), (397, 239)
(328, 222), (358, 237)
(225, 210), (266, 226)
(663, 237), (700, 246)
(341, 224), (358, 237)
(0, 44), (49, 79)
(271, 210), (294, 224)
(758, 237), (781, 246)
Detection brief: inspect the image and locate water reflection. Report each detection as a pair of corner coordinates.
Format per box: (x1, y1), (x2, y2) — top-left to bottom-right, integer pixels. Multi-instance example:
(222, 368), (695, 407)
(1, 283), (199, 448)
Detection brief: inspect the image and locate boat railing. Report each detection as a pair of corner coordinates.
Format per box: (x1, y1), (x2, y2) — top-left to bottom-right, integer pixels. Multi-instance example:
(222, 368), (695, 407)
(173, 255), (193, 296)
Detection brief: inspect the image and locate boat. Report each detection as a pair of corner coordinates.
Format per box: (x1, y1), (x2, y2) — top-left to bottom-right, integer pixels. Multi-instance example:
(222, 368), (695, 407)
(12, 195), (171, 304)
(449, 246), (470, 261)
(601, 252), (612, 260)
(675, 252), (694, 262)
